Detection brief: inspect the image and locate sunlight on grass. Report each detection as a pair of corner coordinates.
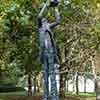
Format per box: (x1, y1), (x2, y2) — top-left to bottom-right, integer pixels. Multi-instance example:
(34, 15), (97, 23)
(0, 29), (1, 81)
(65, 92), (96, 98)
(79, 92), (96, 98)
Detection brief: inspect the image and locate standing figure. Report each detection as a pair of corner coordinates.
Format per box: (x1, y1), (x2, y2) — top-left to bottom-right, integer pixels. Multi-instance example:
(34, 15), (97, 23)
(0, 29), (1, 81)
(38, 0), (60, 100)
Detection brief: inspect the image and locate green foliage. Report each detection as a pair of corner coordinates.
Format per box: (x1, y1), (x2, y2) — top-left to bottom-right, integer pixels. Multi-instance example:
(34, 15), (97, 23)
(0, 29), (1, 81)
(55, 0), (100, 75)
(0, 0), (40, 85)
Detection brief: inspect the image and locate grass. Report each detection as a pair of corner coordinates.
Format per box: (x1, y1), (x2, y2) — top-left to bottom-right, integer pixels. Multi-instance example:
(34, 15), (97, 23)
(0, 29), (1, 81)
(79, 92), (96, 98)
(0, 91), (96, 100)
(65, 92), (96, 98)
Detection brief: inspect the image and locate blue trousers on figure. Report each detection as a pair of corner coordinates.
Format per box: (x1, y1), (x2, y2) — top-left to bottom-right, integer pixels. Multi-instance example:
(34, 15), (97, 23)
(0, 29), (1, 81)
(42, 49), (59, 100)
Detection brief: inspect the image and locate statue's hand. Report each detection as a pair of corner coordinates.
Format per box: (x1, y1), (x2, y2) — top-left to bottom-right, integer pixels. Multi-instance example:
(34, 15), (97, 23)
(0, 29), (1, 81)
(50, 0), (59, 7)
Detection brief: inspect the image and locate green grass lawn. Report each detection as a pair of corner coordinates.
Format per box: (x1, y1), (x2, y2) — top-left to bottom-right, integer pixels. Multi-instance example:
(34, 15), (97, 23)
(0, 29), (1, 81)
(65, 92), (96, 98)
(79, 92), (96, 98)
(0, 91), (96, 100)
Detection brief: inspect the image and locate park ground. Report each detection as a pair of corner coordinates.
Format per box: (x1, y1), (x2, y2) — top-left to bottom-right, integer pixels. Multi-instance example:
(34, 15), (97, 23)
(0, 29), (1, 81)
(0, 92), (96, 100)
(0, 96), (96, 100)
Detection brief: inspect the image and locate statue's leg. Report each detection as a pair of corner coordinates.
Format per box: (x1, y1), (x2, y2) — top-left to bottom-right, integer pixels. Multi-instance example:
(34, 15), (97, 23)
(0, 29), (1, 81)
(43, 54), (49, 100)
(48, 50), (59, 100)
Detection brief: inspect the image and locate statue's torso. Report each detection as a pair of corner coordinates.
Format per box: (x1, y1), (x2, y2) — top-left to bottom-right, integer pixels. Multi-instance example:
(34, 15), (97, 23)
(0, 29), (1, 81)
(39, 21), (53, 49)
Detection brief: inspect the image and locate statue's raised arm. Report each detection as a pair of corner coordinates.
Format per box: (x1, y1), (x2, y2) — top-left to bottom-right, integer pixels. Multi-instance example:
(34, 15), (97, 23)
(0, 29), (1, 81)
(49, 7), (61, 28)
(49, 0), (61, 28)
(38, 0), (50, 19)
(38, 3), (47, 19)
(38, 0), (49, 27)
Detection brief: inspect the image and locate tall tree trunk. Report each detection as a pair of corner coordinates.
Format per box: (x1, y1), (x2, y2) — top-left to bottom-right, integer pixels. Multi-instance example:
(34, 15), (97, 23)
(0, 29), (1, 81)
(72, 74), (75, 93)
(76, 72), (79, 95)
(84, 76), (86, 93)
(59, 45), (66, 97)
(66, 79), (69, 92)
(33, 75), (37, 94)
(94, 80), (96, 92)
(91, 56), (100, 100)
(59, 73), (65, 97)
(96, 79), (100, 100)
(28, 72), (32, 96)
(37, 81), (40, 93)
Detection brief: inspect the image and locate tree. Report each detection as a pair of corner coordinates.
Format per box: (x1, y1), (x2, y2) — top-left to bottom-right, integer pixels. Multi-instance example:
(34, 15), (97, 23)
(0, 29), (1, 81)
(0, 0), (41, 96)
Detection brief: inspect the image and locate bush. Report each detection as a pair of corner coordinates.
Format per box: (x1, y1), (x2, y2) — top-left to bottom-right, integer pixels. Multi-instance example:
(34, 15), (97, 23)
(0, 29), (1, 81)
(0, 83), (25, 92)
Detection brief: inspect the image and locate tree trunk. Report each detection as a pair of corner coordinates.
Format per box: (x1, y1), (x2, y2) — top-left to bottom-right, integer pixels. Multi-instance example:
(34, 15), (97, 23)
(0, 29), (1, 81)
(90, 56), (100, 100)
(59, 73), (65, 97)
(94, 80), (96, 92)
(28, 72), (32, 96)
(84, 76), (86, 93)
(66, 79), (69, 92)
(96, 79), (100, 100)
(59, 46), (66, 97)
(76, 72), (79, 95)
(37, 80), (40, 93)
(33, 75), (37, 94)
(72, 74), (75, 93)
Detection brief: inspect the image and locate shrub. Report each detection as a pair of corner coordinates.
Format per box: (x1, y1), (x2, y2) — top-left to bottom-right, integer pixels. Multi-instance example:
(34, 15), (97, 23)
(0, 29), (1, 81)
(0, 83), (25, 92)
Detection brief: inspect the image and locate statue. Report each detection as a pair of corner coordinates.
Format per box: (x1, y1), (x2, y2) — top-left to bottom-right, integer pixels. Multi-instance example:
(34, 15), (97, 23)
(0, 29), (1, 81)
(38, 0), (60, 100)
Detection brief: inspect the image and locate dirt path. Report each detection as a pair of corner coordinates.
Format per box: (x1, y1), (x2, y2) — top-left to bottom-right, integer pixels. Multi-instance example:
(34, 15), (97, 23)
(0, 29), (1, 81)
(80, 98), (96, 100)
(8, 96), (79, 100)
(7, 96), (96, 100)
